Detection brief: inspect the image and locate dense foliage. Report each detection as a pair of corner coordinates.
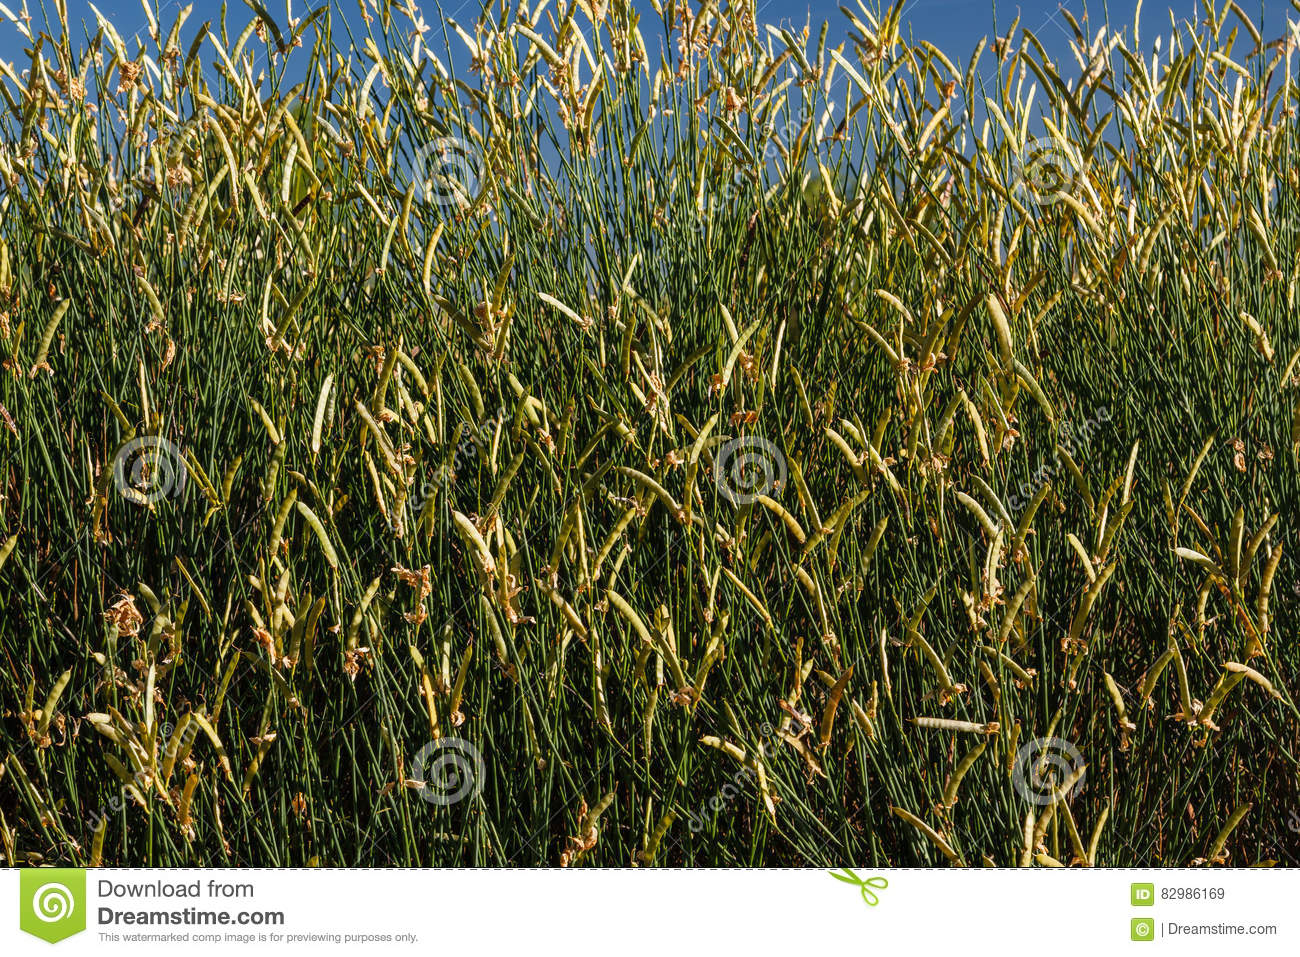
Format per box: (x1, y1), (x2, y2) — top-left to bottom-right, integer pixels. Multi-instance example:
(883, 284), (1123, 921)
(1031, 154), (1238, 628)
(1, 0), (1299, 866)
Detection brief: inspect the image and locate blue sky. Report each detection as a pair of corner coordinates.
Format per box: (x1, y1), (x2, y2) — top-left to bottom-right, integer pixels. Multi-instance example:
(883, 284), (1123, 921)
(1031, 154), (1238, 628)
(0, 1), (1292, 92)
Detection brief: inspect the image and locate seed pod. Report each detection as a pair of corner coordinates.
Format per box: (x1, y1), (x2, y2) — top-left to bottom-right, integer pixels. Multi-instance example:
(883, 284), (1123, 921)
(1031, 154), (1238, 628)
(409, 645), (441, 737)
(941, 738), (988, 809)
(1223, 661), (1281, 699)
(985, 292), (1014, 366)
(1103, 671), (1136, 742)
(825, 427), (870, 485)
(907, 619), (965, 703)
(803, 490), (872, 561)
(1066, 561), (1117, 648)
(1019, 808), (1036, 867)
(311, 374), (334, 455)
(1013, 359), (1056, 425)
(756, 493), (806, 544)
(980, 644), (1036, 686)
(188, 712), (233, 781)
(615, 466), (683, 522)
(1178, 433), (1216, 506)
(221, 455), (243, 504)
(1051, 443), (1093, 512)
(1065, 533), (1097, 582)
(137, 274), (166, 328)
(1255, 542), (1283, 641)
(818, 666), (853, 749)
(262, 441), (287, 502)
(1240, 514), (1277, 582)
(538, 579), (588, 639)
(29, 300), (69, 377)
(637, 809), (676, 867)
(90, 815), (108, 865)
(911, 716), (996, 734)
(1138, 648), (1174, 707)
(451, 510), (496, 580)
(1174, 546), (1226, 581)
(1088, 800), (1111, 866)
(699, 734), (748, 764)
(720, 567), (773, 628)
(449, 643), (473, 721)
(890, 805), (964, 865)
(850, 698), (876, 741)
(242, 729), (279, 795)
(1170, 636), (1195, 723)
(1205, 803), (1251, 864)
(1199, 668), (1248, 728)
(956, 490), (1000, 538)
(268, 489), (298, 557)
(997, 572), (1037, 646)
(296, 502), (339, 569)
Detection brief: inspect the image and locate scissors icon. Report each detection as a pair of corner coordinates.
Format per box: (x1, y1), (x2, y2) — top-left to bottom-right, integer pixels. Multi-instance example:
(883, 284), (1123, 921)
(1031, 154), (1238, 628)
(828, 869), (889, 906)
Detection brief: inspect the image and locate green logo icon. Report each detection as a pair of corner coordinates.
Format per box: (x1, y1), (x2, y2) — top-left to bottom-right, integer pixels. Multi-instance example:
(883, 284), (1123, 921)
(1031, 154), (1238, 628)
(828, 868), (889, 908)
(19, 869), (86, 943)
(1131, 918), (1155, 942)
(1131, 882), (1155, 906)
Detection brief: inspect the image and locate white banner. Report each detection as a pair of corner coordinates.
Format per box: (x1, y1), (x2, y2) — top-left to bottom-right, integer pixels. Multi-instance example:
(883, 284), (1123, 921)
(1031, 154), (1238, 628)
(5, 867), (1298, 954)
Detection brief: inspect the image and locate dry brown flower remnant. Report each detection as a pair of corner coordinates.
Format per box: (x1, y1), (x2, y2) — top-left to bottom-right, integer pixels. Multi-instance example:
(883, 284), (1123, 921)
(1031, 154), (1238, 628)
(116, 60), (141, 93)
(343, 646), (372, 681)
(1231, 437), (1247, 473)
(559, 792), (614, 866)
(104, 593), (145, 638)
(393, 563), (433, 624)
